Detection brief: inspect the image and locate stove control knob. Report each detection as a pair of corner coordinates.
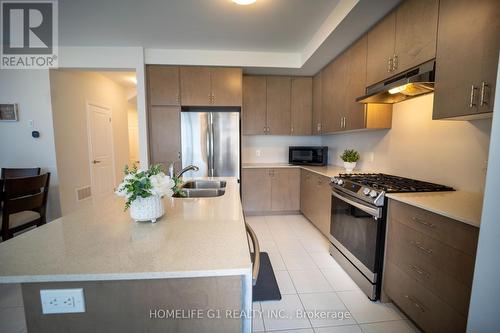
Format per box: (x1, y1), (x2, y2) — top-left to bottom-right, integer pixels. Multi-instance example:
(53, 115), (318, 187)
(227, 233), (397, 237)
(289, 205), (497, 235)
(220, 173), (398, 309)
(337, 179), (344, 186)
(369, 190), (378, 198)
(362, 187), (371, 196)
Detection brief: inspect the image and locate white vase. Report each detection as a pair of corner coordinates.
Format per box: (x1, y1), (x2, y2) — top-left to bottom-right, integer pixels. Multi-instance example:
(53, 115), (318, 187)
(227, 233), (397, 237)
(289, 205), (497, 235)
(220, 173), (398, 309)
(129, 195), (164, 223)
(343, 161), (357, 173)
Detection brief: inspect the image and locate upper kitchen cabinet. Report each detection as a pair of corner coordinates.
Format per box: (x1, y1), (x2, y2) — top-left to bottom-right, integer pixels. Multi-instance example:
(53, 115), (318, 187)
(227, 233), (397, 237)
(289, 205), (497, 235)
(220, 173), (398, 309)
(366, 11), (396, 86)
(366, 0), (438, 85)
(433, 0), (500, 120)
(321, 55), (346, 133)
(210, 67), (242, 106)
(291, 77), (312, 136)
(242, 76), (267, 135)
(392, 0), (438, 76)
(312, 72), (322, 134)
(266, 76), (292, 135)
(180, 67), (242, 107)
(147, 66), (180, 106)
(148, 106), (182, 171)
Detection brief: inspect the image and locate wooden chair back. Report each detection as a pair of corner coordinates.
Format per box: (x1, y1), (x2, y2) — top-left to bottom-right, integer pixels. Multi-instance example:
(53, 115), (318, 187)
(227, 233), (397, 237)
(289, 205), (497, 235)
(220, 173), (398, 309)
(1, 167), (41, 179)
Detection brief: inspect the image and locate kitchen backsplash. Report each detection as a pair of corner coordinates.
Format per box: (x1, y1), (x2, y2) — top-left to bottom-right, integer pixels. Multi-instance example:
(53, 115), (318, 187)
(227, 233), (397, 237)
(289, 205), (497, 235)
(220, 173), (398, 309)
(242, 135), (321, 164)
(322, 94), (492, 193)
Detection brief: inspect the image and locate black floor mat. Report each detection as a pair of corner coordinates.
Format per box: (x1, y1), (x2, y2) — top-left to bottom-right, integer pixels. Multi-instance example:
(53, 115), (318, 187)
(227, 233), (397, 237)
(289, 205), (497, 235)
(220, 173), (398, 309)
(252, 252), (282, 302)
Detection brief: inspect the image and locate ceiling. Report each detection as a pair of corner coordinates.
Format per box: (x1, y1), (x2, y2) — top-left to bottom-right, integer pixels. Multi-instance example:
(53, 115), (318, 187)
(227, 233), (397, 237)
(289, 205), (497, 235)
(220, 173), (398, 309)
(59, 0), (402, 75)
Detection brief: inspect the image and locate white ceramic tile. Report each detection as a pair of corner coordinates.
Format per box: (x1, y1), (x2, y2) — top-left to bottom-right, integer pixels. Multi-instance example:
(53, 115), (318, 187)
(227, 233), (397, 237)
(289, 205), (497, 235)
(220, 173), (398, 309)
(259, 240), (279, 253)
(315, 325), (363, 333)
(267, 250), (287, 271)
(337, 290), (403, 324)
(245, 216), (268, 226)
(270, 329), (314, 333)
(298, 292), (356, 328)
(274, 237), (306, 253)
(274, 270), (296, 295)
(260, 294), (311, 331)
(298, 236), (331, 253)
(0, 307), (26, 333)
(321, 267), (360, 292)
(252, 302), (265, 332)
(288, 269), (333, 294)
(309, 252), (340, 269)
(0, 284), (23, 308)
(281, 251), (317, 270)
(360, 320), (420, 333)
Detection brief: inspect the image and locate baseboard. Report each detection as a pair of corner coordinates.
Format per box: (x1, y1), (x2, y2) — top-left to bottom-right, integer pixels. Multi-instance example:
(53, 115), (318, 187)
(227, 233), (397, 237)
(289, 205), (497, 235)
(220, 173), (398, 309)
(243, 210), (301, 216)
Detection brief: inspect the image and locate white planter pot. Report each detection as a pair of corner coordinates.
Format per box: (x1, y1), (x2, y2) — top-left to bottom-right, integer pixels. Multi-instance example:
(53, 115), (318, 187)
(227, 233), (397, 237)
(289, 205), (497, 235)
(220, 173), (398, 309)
(343, 161), (357, 173)
(130, 195), (164, 223)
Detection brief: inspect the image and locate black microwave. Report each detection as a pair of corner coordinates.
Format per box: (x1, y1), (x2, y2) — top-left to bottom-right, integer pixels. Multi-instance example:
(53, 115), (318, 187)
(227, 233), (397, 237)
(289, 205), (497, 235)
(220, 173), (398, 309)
(289, 146), (328, 166)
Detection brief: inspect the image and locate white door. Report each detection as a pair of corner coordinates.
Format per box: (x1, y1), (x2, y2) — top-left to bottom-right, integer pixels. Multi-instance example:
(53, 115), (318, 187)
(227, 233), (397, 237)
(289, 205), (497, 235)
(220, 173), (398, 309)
(87, 103), (115, 197)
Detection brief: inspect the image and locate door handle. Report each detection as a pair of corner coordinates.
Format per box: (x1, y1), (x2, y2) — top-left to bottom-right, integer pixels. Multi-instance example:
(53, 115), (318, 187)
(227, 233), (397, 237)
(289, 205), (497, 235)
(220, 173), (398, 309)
(92, 160), (101, 164)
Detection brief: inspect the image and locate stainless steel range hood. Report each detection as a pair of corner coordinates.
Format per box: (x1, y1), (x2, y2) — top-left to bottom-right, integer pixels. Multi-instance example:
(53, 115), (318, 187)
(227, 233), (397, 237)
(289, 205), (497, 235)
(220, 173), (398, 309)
(356, 60), (435, 104)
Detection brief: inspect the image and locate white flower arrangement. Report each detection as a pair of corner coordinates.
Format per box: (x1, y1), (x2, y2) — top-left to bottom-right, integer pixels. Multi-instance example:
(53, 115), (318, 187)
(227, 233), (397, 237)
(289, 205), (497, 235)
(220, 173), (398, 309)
(115, 164), (176, 210)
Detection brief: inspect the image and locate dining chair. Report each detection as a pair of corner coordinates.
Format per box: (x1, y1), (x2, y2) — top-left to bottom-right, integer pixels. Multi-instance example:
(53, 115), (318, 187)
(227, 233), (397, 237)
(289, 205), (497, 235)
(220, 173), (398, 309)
(1, 167), (41, 179)
(0, 173), (51, 240)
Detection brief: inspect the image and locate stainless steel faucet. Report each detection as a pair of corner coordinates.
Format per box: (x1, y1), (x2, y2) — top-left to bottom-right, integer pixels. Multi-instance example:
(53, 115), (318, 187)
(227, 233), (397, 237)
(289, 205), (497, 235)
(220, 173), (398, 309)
(175, 165), (199, 179)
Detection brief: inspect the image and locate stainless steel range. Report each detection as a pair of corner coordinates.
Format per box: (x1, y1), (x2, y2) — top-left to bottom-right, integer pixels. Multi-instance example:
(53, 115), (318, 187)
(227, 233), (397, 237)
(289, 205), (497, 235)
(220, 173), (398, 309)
(328, 173), (453, 300)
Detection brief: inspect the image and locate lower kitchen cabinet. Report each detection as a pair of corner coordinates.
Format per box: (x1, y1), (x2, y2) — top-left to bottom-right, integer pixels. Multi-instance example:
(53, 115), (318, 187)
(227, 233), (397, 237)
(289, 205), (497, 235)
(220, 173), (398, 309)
(300, 169), (331, 237)
(242, 168), (300, 214)
(383, 199), (479, 333)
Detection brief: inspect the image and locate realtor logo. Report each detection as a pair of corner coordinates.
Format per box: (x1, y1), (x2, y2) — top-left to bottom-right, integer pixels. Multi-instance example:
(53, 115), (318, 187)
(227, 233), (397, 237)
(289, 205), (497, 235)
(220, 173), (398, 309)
(1, 0), (58, 69)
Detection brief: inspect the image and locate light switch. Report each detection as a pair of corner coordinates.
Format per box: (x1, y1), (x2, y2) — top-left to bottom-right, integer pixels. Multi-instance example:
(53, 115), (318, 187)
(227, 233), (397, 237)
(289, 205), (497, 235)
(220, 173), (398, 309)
(256, 150), (261, 157)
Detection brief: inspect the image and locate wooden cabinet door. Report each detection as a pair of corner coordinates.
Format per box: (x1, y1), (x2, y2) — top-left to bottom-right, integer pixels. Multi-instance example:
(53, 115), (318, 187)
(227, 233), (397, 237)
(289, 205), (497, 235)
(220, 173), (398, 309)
(147, 66), (180, 106)
(344, 35), (368, 131)
(291, 77), (312, 136)
(242, 168), (271, 212)
(312, 72), (322, 134)
(433, 0), (500, 119)
(316, 176), (332, 237)
(211, 67), (242, 106)
(242, 76), (267, 135)
(393, 0), (438, 75)
(271, 168), (300, 211)
(266, 76), (291, 135)
(366, 11), (396, 86)
(180, 66), (211, 106)
(148, 106), (181, 172)
(300, 170), (313, 219)
(322, 55), (346, 133)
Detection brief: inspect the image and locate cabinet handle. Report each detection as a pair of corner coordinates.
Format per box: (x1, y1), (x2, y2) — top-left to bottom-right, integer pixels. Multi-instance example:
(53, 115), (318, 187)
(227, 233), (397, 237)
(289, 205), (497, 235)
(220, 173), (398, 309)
(411, 216), (435, 229)
(392, 55), (398, 71)
(387, 58), (393, 73)
(343, 117), (346, 129)
(291, 126), (294, 133)
(469, 85), (478, 108)
(410, 241), (433, 255)
(340, 118), (343, 128)
(404, 295), (426, 313)
(317, 123), (322, 133)
(212, 93), (215, 104)
(480, 82), (489, 107)
(408, 264), (430, 279)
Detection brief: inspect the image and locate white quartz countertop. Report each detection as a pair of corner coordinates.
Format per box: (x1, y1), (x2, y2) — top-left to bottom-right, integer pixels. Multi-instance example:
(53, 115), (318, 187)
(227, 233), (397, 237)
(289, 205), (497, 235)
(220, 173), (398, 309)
(386, 191), (483, 228)
(242, 163), (483, 227)
(0, 177), (252, 283)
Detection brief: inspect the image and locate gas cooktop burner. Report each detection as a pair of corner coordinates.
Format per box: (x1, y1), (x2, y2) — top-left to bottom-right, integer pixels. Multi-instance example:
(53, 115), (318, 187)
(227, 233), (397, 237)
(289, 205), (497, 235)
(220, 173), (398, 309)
(337, 173), (454, 193)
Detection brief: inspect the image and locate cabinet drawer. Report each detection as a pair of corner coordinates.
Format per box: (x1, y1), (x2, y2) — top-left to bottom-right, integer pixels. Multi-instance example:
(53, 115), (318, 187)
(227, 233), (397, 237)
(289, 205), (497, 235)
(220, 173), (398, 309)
(384, 261), (467, 333)
(389, 200), (478, 256)
(386, 230), (471, 316)
(388, 220), (475, 287)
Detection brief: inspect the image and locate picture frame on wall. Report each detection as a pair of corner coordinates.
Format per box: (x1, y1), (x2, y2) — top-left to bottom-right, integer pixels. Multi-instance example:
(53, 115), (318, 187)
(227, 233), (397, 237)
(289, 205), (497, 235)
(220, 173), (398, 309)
(0, 104), (19, 121)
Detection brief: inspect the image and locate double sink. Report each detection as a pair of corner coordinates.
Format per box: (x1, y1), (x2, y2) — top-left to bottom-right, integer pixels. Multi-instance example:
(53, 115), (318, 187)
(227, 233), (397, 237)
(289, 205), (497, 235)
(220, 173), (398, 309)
(174, 180), (227, 198)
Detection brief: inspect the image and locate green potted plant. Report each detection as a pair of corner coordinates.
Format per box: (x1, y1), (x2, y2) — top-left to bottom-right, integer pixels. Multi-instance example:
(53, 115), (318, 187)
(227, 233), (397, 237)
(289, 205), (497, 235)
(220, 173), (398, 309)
(340, 149), (360, 173)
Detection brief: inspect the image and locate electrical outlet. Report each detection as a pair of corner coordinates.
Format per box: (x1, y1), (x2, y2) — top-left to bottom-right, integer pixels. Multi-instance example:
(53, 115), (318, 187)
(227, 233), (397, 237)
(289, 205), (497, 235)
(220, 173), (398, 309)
(40, 289), (85, 314)
(256, 149), (261, 157)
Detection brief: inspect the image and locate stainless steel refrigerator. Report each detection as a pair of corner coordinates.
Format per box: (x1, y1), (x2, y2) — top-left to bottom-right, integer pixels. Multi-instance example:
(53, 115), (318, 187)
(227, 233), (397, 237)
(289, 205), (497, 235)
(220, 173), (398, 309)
(181, 110), (240, 179)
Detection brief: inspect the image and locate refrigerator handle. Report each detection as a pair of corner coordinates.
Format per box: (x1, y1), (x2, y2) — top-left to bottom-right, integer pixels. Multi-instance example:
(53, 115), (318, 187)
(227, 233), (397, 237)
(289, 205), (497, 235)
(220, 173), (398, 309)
(209, 112), (215, 177)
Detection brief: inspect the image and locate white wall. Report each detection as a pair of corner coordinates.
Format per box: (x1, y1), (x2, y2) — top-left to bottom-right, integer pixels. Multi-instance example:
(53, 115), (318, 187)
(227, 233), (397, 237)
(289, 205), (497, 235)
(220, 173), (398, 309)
(242, 135), (322, 164)
(321, 94), (492, 193)
(0, 70), (61, 220)
(50, 70), (131, 215)
(467, 55), (500, 332)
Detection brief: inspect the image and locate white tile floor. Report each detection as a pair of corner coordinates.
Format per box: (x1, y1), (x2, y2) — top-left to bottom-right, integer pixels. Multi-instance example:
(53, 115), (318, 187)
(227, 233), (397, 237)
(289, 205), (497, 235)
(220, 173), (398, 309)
(0, 214), (419, 333)
(247, 214), (421, 333)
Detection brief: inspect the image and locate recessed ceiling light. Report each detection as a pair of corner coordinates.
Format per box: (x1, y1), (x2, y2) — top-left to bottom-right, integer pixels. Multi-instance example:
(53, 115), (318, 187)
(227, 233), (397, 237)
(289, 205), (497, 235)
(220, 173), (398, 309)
(233, 0), (256, 5)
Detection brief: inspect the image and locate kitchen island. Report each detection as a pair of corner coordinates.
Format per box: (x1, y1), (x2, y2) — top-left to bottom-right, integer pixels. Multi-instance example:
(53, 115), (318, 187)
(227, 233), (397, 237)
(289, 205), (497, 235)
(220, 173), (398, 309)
(0, 177), (253, 333)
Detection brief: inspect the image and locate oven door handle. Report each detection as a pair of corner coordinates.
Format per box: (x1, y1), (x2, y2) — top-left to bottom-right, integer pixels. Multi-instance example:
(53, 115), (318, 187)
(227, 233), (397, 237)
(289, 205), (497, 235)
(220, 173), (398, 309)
(332, 190), (382, 219)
